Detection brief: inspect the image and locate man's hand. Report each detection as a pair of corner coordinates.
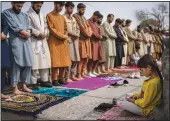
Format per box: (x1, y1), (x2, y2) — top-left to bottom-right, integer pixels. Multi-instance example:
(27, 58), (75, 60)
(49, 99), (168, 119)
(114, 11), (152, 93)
(1, 32), (7, 40)
(136, 38), (140, 41)
(62, 35), (68, 40)
(70, 33), (79, 39)
(38, 33), (46, 40)
(71, 35), (79, 40)
(20, 30), (31, 39)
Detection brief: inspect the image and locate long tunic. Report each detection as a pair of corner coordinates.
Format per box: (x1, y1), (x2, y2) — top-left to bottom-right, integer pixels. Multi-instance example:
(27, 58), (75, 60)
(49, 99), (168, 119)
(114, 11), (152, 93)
(99, 25), (108, 62)
(102, 21), (117, 57)
(154, 34), (162, 53)
(114, 26), (125, 59)
(26, 7), (51, 70)
(124, 27), (136, 55)
(120, 26), (129, 65)
(73, 13), (92, 59)
(133, 30), (145, 56)
(3, 8), (33, 67)
(47, 11), (71, 67)
(148, 33), (155, 54)
(87, 18), (102, 61)
(63, 14), (80, 62)
(142, 32), (150, 55)
(1, 13), (11, 69)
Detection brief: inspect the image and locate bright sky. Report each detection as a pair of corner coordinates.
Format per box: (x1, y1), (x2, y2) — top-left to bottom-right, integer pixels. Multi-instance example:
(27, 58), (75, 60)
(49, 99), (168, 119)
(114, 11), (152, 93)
(1, 2), (169, 30)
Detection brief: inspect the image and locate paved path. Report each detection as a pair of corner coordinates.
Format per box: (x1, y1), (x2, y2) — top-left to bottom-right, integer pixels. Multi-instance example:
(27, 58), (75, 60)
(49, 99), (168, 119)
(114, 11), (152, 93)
(37, 76), (146, 120)
(1, 76), (146, 120)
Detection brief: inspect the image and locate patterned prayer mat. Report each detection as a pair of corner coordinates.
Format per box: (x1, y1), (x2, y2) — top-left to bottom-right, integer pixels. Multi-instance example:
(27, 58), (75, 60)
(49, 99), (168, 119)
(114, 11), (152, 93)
(1, 93), (67, 115)
(33, 87), (87, 98)
(98, 106), (153, 120)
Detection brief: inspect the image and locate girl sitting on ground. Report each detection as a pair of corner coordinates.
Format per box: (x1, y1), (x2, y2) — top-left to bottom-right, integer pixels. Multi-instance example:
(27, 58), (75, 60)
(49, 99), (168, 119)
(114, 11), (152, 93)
(118, 54), (163, 117)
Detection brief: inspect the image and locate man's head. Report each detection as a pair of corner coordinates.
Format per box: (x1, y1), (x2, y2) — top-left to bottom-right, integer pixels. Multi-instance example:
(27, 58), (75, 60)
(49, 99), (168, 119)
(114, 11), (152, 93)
(97, 14), (103, 25)
(11, 1), (25, 14)
(143, 27), (149, 33)
(65, 2), (75, 15)
(77, 3), (86, 16)
(125, 19), (132, 27)
(31, 1), (43, 14)
(137, 25), (142, 32)
(92, 11), (101, 22)
(54, 2), (65, 13)
(121, 19), (126, 27)
(115, 18), (122, 27)
(107, 14), (114, 23)
(148, 25), (153, 33)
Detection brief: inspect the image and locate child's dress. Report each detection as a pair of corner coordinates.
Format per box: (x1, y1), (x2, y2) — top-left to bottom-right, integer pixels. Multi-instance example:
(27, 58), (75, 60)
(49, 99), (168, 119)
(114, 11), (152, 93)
(118, 76), (161, 117)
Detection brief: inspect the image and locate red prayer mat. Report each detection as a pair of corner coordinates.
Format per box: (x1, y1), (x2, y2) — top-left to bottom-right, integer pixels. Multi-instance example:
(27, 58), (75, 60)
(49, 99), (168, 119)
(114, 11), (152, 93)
(98, 106), (153, 120)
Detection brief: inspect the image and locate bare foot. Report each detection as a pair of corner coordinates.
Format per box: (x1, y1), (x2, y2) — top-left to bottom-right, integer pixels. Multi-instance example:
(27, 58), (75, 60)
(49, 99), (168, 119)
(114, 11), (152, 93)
(1, 94), (10, 99)
(82, 74), (88, 78)
(71, 76), (80, 81)
(77, 75), (84, 80)
(106, 69), (112, 73)
(66, 79), (74, 83)
(23, 87), (32, 93)
(13, 90), (23, 95)
(101, 69), (108, 73)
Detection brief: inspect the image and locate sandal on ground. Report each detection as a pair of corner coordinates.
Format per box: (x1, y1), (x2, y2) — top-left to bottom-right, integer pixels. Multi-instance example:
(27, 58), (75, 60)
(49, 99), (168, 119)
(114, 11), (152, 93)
(110, 82), (123, 87)
(94, 103), (116, 112)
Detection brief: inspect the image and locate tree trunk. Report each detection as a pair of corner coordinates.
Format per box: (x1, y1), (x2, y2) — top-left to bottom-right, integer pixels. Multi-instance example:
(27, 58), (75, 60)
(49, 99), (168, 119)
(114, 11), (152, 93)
(153, 37), (170, 120)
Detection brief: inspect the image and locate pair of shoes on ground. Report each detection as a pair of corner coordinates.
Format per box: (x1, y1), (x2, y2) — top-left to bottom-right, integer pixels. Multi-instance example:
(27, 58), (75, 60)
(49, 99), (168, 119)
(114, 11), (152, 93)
(110, 80), (129, 87)
(52, 78), (68, 86)
(88, 72), (99, 77)
(128, 72), (140, 79)
(31, 81), (52, 90)
(94, 103), (117, 112)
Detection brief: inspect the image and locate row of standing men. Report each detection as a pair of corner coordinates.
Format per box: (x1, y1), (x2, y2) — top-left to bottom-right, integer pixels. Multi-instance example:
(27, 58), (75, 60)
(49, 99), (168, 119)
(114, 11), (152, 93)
(1, 1), (163, 95)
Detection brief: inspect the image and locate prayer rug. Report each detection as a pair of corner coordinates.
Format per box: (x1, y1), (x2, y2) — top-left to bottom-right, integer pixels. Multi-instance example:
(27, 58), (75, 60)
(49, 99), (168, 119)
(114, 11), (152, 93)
(1, 93), (66, 115)
(64, 77), (121, 90)
(98, 106), (153, 120)
(111, 68), (139, 74)
(33, 87), (87, 98)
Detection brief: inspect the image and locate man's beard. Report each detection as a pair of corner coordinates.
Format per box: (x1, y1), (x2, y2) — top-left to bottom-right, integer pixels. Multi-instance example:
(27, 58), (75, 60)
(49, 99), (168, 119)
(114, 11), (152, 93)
(13, 7), (21, 14)
(108, 20), (112, 23)
(78, 11), (84, 16)
(137, 30), (141, 32)
(97, 21), (101, 25)
(32, 7), (40, 14)
(122, 25), (125, 27)
(67, 11), (73, 15)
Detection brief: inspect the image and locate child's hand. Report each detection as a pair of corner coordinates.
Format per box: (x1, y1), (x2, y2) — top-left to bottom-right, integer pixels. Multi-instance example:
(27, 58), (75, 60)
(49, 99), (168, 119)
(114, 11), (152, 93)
(126, 98), (135, 103)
